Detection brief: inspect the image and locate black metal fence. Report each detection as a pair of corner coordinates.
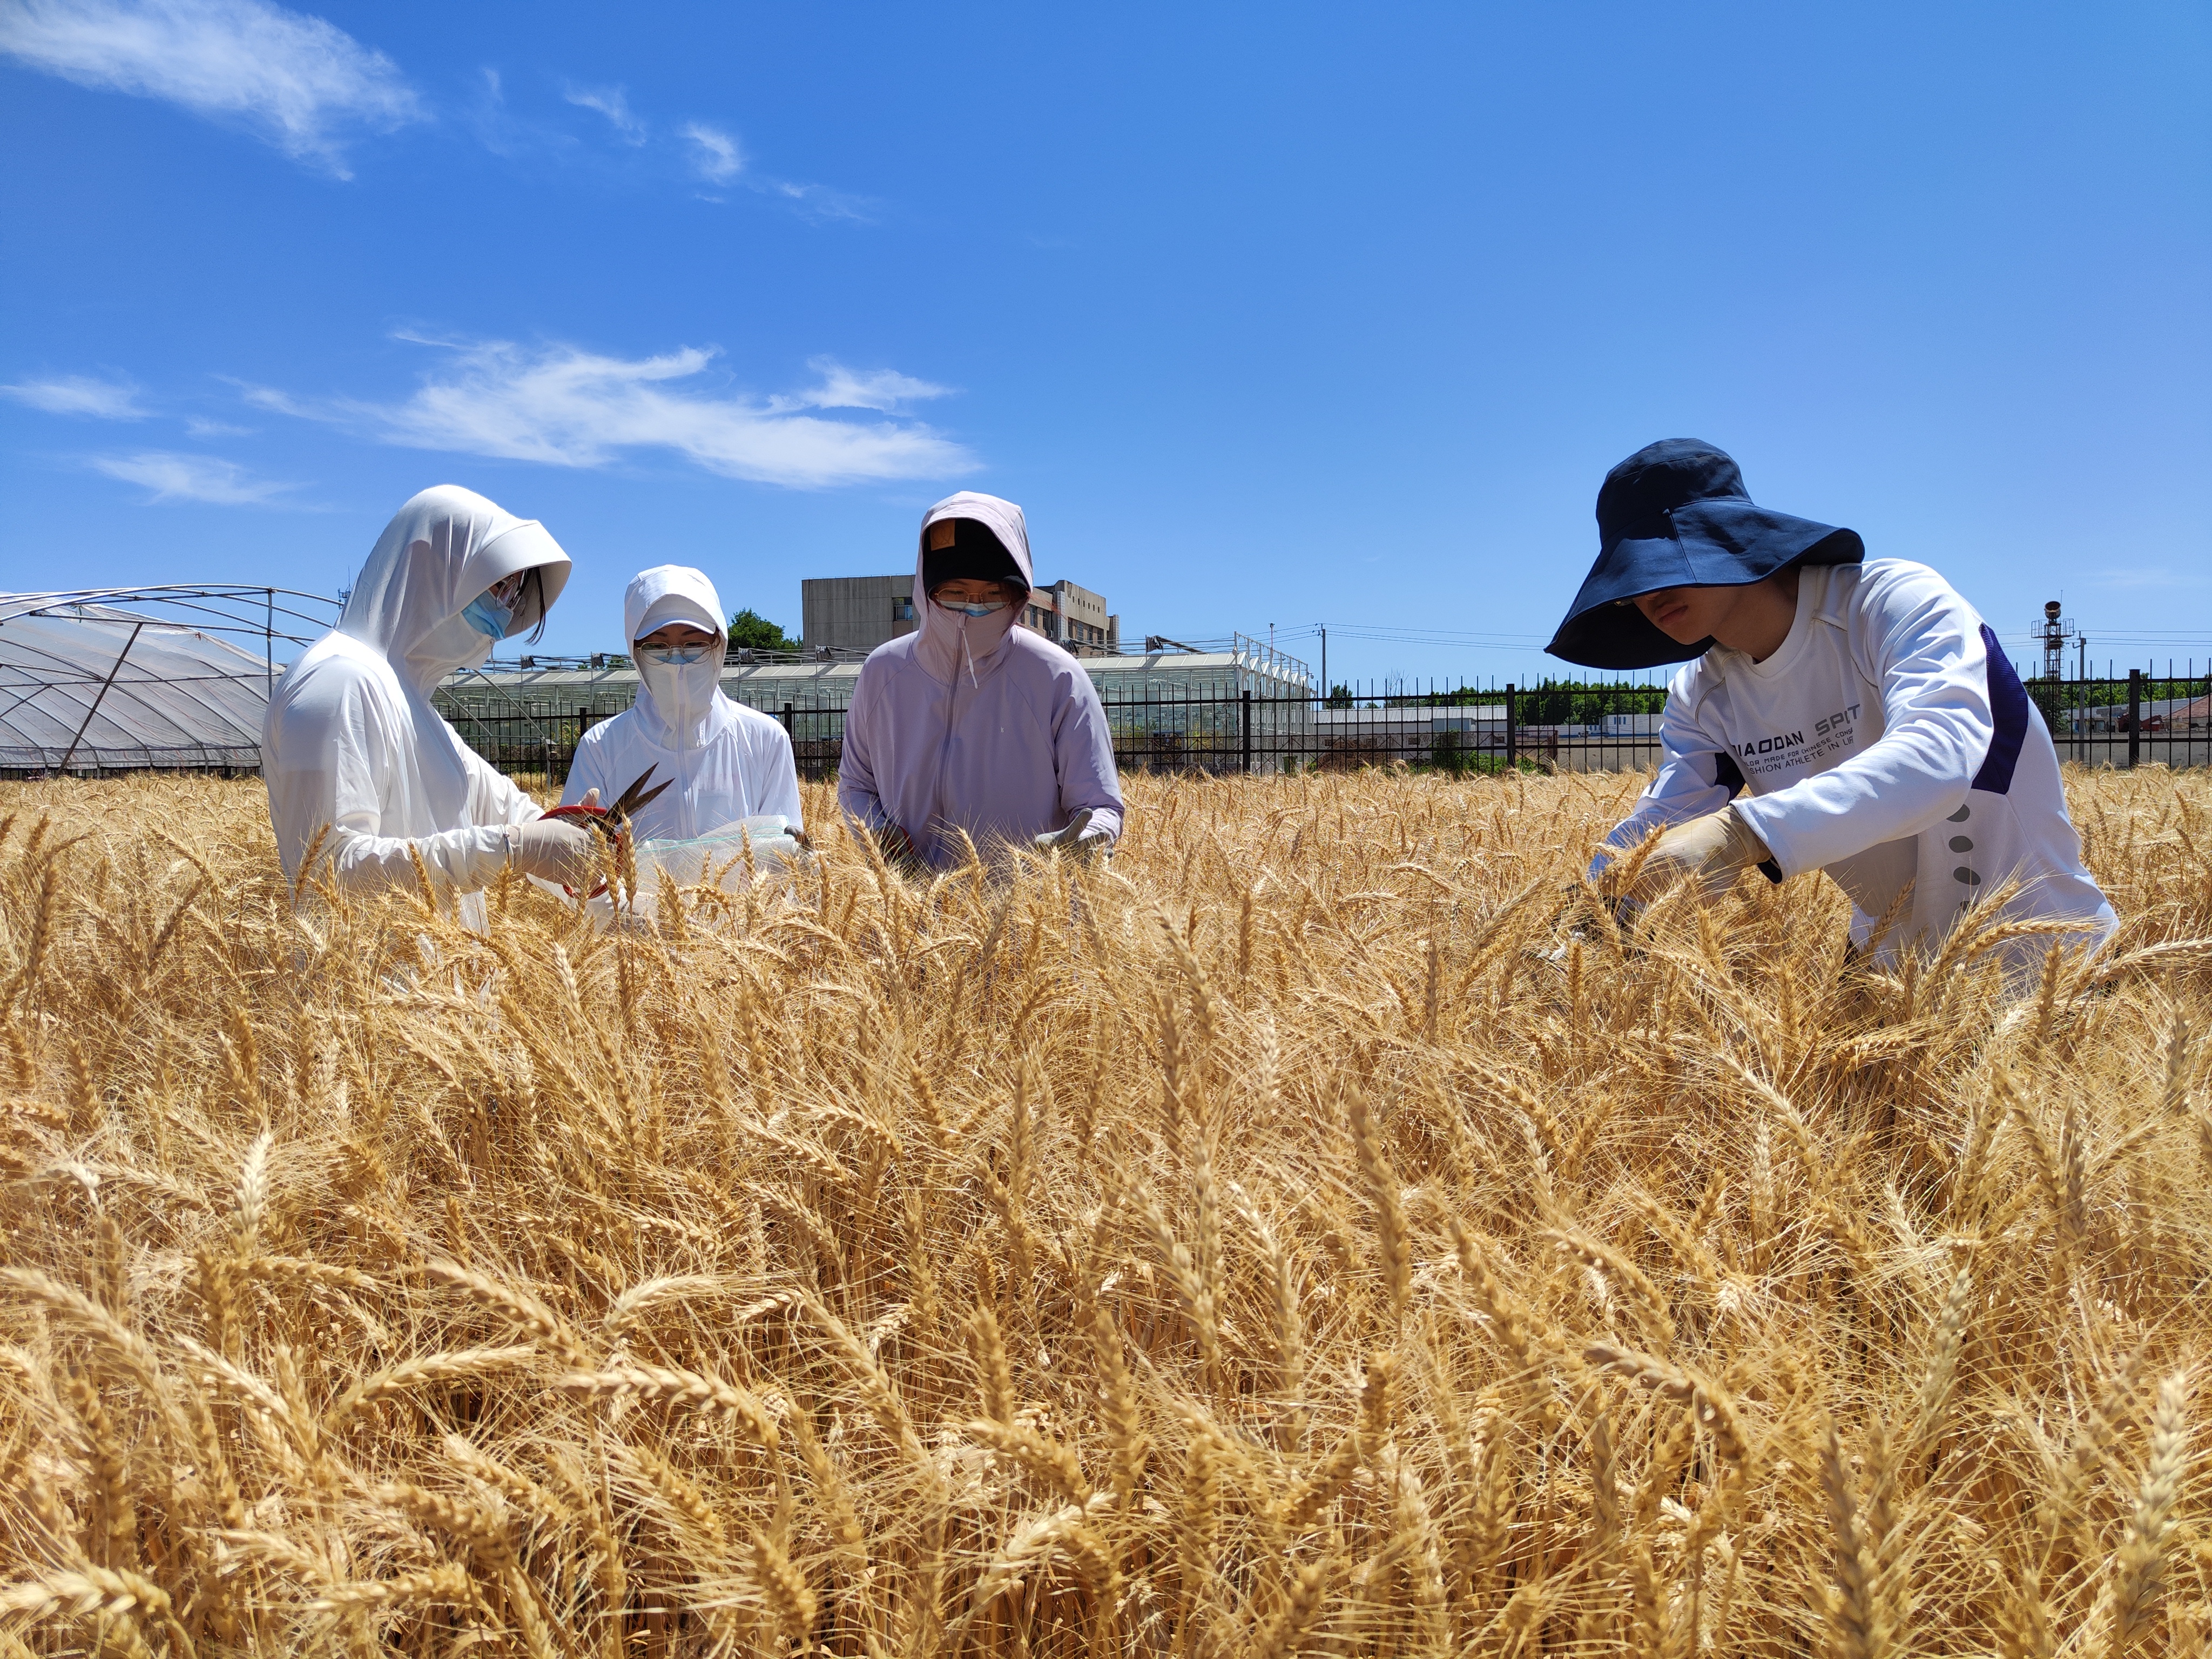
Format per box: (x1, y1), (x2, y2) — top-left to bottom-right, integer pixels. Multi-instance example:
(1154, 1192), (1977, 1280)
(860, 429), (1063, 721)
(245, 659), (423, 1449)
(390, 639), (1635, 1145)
(435, 682), (1676, 784)
(437, 700), (849, 784)
(441, 671), (2212, 787)
(2027, 670), (2212, 771)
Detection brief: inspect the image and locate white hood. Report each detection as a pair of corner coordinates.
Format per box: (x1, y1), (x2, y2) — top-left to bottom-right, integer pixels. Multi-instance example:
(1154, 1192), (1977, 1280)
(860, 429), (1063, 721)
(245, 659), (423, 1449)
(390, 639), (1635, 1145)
(914, 490), (1034, 685)
(338, 484), (572, 697)
(625, 564), (729, 747)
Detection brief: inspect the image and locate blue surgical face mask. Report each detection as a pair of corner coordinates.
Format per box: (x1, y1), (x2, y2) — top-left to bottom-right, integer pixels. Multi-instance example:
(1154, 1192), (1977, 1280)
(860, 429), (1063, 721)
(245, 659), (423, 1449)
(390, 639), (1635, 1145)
(938, 597), (1009, 618)
(461, 589), (515, 639)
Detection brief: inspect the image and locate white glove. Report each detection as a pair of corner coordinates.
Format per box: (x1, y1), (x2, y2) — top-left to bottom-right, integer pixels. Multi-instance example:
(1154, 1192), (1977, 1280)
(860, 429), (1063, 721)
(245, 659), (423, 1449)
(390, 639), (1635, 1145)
(1033, 810), (1110, 861)
(506, 818), (599, 886)
(1611, 805), (1776, 902)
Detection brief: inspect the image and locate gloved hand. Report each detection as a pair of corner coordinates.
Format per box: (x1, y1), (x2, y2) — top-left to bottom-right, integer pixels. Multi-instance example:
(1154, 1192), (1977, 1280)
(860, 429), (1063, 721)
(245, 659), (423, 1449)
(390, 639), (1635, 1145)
(505, 817), (600, 887)
(1611, 805), (1778, 902)
(1033, 810), (1110, 862)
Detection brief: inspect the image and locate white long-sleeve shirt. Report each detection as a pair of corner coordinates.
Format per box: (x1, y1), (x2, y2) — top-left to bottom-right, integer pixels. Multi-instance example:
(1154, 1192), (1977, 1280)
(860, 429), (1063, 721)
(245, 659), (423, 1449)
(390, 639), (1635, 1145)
(561, 693), (802, 841)
(1598, 560), (2113, 961)
(267, 632), (543, 906)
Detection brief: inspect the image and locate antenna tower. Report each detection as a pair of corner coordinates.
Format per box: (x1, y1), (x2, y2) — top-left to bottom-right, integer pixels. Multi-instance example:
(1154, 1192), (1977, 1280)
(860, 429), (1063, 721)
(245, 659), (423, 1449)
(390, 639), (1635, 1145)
(2036, 599), (2085, 682)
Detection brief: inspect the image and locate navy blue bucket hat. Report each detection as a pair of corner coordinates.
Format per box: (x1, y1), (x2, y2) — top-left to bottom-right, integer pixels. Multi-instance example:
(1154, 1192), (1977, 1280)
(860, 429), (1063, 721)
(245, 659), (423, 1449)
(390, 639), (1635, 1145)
(1546, 440), (1864, 669)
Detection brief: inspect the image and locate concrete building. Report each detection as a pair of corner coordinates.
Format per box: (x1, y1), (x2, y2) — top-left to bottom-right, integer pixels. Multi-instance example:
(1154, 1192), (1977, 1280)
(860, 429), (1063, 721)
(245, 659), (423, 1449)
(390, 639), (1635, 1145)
(803, 573), (1120, 657)
(1021, 580), (1119, 655)
(801, 574), (916, 657)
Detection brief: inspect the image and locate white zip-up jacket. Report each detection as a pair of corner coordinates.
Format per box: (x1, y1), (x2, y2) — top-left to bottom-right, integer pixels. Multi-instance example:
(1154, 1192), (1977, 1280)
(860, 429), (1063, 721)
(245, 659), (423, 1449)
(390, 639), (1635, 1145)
(263, 485), (572, 925)
(1597, 559), (2113, 961)
(559, 566), (802, 841)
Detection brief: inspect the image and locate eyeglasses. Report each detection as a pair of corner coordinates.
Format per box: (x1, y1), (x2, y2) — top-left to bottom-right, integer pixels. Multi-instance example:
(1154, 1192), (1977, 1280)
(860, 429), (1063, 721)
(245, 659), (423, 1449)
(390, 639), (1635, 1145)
(485, 571), (528, 607)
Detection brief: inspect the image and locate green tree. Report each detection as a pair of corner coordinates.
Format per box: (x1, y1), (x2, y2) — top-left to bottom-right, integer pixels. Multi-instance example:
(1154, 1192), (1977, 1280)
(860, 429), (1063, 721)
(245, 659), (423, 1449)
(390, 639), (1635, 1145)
(1325, 683), (1353, 709)
(727, 608), (798, 653)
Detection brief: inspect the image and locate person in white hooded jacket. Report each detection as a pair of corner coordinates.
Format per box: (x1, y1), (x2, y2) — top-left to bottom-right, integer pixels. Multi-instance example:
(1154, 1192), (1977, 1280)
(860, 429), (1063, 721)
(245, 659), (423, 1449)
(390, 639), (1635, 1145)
(559, 565), (802, 841)
(263, 485), (599, 918)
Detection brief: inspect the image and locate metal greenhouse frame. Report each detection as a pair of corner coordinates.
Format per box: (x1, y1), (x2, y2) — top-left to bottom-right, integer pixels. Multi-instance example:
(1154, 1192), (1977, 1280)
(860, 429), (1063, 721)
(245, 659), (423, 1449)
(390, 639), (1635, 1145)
(0, 585), (340, 775)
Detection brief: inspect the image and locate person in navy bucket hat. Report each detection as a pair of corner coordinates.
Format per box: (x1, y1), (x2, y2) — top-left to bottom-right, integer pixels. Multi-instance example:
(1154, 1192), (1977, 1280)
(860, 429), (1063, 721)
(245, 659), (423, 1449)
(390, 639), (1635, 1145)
(1560, 439), (2113, 976)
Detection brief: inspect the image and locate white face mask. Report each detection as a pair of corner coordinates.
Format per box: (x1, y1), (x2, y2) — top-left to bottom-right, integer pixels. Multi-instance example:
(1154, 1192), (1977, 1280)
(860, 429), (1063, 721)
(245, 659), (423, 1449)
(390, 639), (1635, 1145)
(410, 608), (496, 683)
(636, 640), (723, 738)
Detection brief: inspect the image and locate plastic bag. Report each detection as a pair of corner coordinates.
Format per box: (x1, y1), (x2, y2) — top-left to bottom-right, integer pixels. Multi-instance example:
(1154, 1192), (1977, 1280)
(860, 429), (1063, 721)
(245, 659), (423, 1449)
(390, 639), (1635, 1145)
(632, 815), (807, 894)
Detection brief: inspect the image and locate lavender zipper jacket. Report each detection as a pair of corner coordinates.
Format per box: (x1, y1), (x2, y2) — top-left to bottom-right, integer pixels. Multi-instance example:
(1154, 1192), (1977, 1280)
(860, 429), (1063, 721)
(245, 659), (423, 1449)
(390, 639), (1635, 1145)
(837, 491), (1125, 871)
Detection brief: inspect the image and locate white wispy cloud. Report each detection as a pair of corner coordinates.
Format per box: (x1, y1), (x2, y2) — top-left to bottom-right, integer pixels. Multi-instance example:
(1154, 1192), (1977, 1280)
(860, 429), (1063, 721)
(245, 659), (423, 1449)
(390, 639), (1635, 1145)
(766, 178), (875, 224)
(0, 0), (420, 177)
(183, 415), (254, 437)
(682, 121), (742, 183)
(91, 450), (298, 503)
(460, 66), (576, 163)
(245, 337), (972, 488)
(235, 381), (312, 417)
(775, 358), (950, 414)
(1, 373), (147, 418)
(564, 81), (644, 144)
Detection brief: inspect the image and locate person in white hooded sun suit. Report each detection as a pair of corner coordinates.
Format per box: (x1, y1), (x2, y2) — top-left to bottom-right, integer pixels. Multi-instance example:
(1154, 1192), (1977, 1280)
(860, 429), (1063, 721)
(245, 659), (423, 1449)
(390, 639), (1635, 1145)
(838, 491), (1123, 872)
(262, 485), (599, 919)
(559, 566), (802, 841)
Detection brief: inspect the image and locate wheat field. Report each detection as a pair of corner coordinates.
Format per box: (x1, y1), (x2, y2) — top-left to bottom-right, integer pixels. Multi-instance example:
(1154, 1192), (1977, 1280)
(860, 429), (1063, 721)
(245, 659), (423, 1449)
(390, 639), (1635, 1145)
(2, 766), (2210, 1658)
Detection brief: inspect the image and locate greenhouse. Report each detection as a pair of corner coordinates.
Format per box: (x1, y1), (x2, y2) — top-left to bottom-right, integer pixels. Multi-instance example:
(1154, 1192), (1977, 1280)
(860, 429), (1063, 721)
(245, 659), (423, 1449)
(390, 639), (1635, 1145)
(0, 588), (336, 775)
(431, 640), (1318, 780)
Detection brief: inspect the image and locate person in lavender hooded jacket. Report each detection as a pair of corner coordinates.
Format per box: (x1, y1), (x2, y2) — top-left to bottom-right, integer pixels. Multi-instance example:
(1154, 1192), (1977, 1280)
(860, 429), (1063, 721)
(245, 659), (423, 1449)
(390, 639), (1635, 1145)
(838, 491), (1123, 873)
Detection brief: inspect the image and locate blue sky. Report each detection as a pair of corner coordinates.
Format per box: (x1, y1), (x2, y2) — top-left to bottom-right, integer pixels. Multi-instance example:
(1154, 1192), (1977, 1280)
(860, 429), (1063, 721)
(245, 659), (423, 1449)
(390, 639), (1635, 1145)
(3, 0), (2207, 686)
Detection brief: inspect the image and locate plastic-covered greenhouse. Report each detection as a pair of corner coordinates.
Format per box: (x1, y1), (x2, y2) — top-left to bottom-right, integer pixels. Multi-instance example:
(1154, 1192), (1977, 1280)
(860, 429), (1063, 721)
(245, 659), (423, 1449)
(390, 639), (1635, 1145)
(0, 588), (338, 775)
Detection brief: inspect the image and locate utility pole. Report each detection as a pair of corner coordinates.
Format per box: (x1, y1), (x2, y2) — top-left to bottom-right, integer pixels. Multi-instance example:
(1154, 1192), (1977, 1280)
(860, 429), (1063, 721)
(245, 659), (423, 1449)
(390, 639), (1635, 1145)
(1318, 624), (1327, 698)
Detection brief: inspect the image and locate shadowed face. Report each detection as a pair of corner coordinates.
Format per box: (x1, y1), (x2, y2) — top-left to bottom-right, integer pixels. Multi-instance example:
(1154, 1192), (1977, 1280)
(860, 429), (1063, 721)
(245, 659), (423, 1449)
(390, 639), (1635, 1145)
(1626, 566), (1802, 660)
(1629, 585), (1739, 645)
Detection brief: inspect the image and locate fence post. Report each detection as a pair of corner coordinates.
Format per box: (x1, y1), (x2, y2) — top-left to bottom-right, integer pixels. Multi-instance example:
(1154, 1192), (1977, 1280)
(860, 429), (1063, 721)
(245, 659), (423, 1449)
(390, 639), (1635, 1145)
(1504, 684), (1517, 769)
(780, 702), (794, 734)
(2127, 669), (2141, 768)
(1240, 689), (1252, 774)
